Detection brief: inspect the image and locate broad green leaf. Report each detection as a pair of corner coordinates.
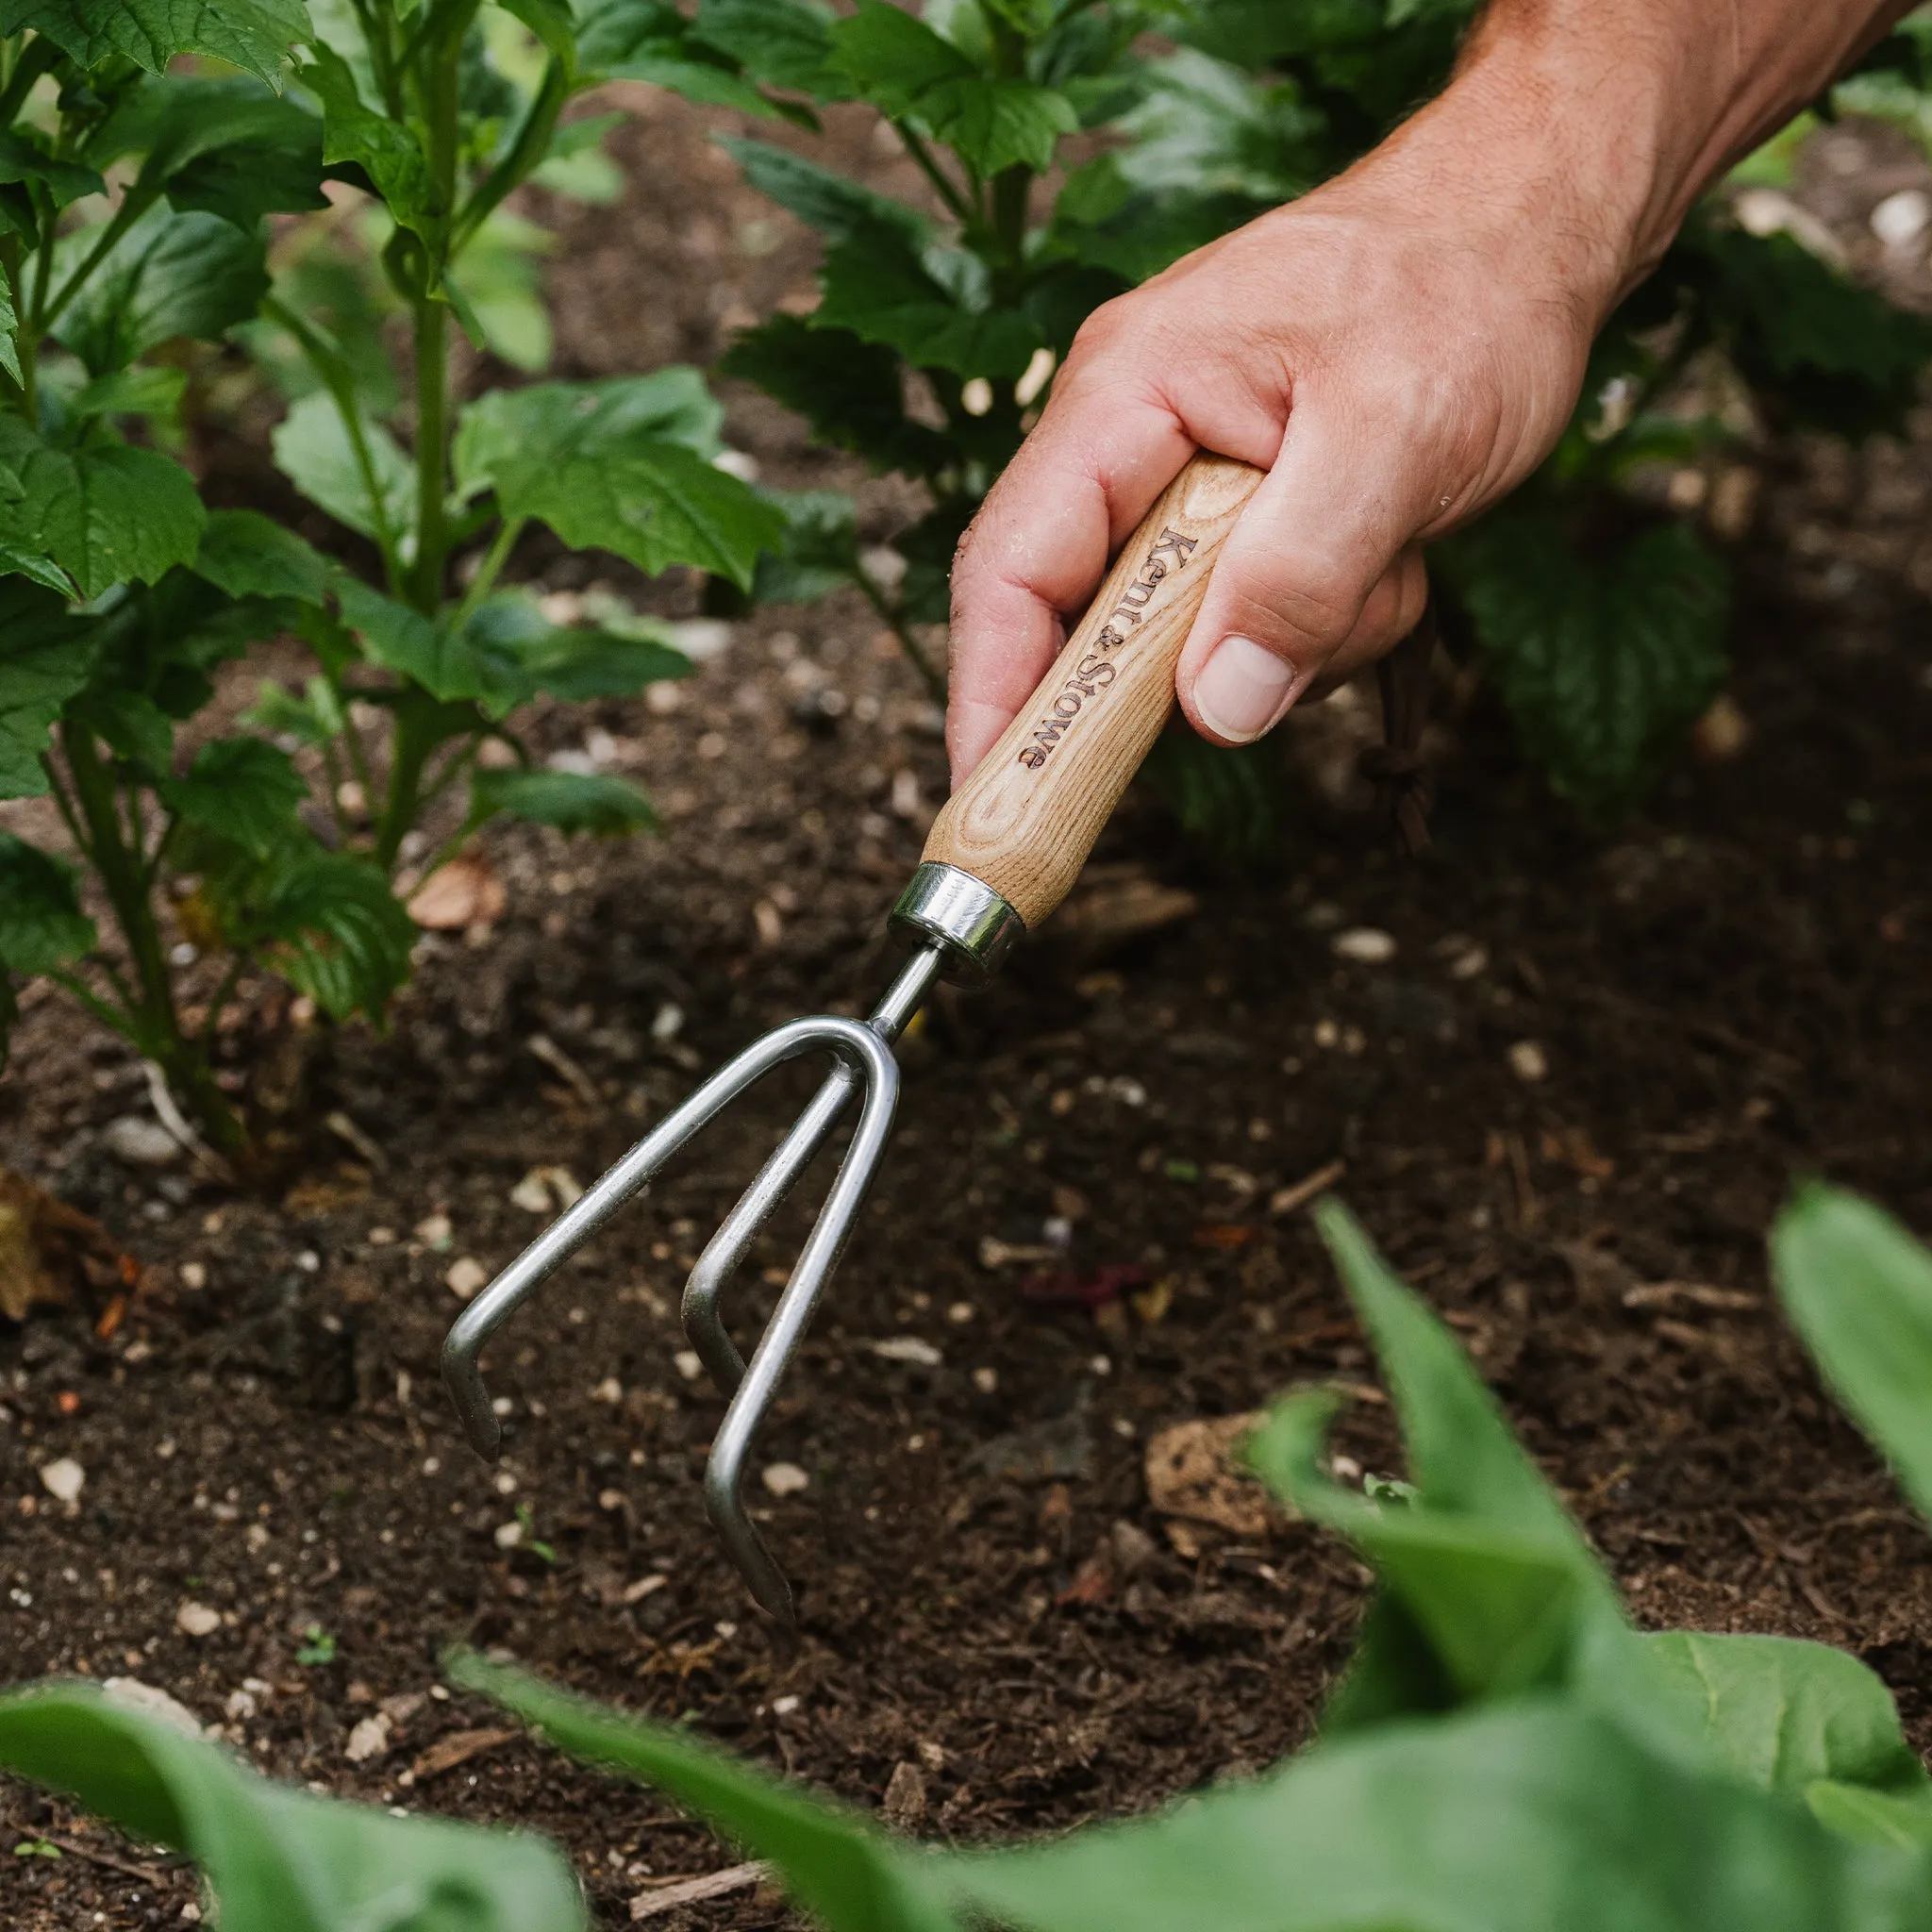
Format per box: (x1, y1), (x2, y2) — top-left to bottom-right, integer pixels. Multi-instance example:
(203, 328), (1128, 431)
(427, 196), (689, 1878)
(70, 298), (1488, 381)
(70, 686), (173, 773)
(694, 0), (841, 93)
(1439, 508), (1730, 822)
(446, 209), (553, 374)
(242, 675), (343, 747)
(334, 576), (527, 716)
(1809, 1782), (1932, 1853)
(717, 136), (925, 246)
(718, 317), (953, 475)
(0, 836), (95, 973)
(271, 391), (415, 552)
(953, 1699), (1932, 1932)
(530, 113), (625, 202)
(0, 582), (98, 797)
(454, 375), (783, 590)
(468, 591), (692, 699)
(258, 849), (416, 1020)
(829, 0), (1076, 176)
(814, 227), (1043, 380)
(751, 487), (859, 604)
(160, 737), (309, 859)
(470, 765), (658, 835)
(69, 364), (189, 423)
(1774, 1185), (1932, 1524)
(499, 0), (576, 71)
(451, 1654), (958, 1932)
(1641, 1631), (1932, 1824)
(0, 0), (309, 85)
(54, 205), (269, 374)
(0, 129), (105, 206)
(0, 420), (205, 600)
(300, 40), (436, 236)
(0, 1680), (582, 1930)
(574, 0), (775, 112)
(193, 508), (330, 605)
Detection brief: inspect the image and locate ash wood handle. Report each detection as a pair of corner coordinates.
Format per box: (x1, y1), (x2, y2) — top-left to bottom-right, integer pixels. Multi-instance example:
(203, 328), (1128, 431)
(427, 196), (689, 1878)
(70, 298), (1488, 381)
(923, 452), (1266, 930)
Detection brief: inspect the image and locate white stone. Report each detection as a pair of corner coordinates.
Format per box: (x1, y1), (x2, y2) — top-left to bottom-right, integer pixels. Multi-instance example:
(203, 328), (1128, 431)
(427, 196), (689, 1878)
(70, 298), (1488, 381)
(1332, 927), (1396, 964)
(1507, 1040), (1549, 1083)
(344, 1711), (392, 1763)
(493, 1520), (524, 1550)
(674, 1350), (703, 1381)
(761, 1462), (808, 1497)
(869, 1337), (941, 1368)
(445, 1257), (489, 1299)
(103, 1115), (182, 1167)
(1872, 188), (1932, 249)
(37, 1457), (84, 1504)
(175, 1601), (222, 1638)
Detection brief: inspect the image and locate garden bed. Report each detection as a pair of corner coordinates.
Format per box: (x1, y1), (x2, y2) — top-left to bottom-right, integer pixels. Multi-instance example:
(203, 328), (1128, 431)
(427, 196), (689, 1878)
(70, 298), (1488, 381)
(5, 88), (1932, 1932)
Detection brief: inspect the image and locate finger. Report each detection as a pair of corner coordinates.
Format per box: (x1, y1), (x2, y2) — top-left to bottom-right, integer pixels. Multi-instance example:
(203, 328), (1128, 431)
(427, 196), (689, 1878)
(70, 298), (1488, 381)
(944, 372), (1195, 783)
(1175, 393), (1436, 746)
(1298, 547), (1429, 702)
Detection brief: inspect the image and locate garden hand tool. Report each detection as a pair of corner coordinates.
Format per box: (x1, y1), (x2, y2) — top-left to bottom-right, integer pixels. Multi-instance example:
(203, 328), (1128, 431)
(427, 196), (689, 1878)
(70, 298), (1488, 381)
(442, 452), (1266, 1625)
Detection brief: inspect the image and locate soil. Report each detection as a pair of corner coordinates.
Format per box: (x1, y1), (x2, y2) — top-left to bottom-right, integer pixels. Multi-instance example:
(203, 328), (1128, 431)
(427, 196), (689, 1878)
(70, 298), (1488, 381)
(5, 84), (1932, 1932)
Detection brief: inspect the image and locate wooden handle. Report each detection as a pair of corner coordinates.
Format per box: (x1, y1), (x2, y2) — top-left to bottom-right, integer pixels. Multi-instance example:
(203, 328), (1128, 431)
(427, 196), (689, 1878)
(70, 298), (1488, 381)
(923, 452), (1266, 929)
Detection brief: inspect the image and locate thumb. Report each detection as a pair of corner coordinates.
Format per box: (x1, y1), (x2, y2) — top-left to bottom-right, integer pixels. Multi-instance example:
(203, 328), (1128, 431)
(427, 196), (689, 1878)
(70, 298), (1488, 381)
(1175, 401), (1433, 745)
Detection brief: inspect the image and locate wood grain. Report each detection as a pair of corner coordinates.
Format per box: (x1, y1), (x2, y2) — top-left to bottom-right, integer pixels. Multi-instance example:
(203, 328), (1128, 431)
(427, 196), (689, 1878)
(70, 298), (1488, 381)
(923, 453), (1265, 929)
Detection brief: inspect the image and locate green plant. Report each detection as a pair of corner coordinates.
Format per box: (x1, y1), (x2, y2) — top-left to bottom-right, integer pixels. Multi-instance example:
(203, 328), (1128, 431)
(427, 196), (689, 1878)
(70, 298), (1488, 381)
(8, 1181), (1932, 1928)
(716, 0), (1932, 827)
(0, 0), (791, 1146)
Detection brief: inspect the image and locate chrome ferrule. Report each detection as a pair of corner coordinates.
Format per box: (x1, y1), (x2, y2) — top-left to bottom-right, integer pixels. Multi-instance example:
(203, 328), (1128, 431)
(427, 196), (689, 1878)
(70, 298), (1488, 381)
(888, 861), (1024, 983)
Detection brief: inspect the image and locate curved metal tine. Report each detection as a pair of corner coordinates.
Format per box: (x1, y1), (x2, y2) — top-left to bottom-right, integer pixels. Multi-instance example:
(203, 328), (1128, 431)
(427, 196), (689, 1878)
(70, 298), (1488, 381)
(704, 1018), (902, 1625)
(441, 1012), (882, 1462)
(681, 946), (944, 1400)
(682, 1061), (858, 1397)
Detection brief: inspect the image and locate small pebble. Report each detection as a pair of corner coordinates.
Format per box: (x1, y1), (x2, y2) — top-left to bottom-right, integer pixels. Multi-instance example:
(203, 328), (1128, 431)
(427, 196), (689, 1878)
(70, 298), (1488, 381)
(870, 1337), (941, 1368)
(415, 1214), (454, 1248)
(344, 1712), (391, 1763)
(175, 1601), (222, 1638)
(674, 1350), (703, 1381)
(1332, 927), (1396, 964)
(445, 1257), (489, 1299)
(103, 1115), (181, 1168)
(179, 1261), (208, 1290)
(592, 1377), (623, 1404)
(1872, 187), (1931, 248)
(37, 1457), (84, 1504)
(761, 1462), (808, 1497)
(973, 1367), (998, 1394)
(772, 1694), (800, 1716)
(1507, 1040), (1549, 1083)
(493, 1521), (524, 1549)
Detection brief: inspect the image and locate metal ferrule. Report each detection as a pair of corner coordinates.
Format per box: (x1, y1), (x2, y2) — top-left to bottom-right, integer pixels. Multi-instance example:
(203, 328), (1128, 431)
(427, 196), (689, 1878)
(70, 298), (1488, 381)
(889, 861), (1024, 983)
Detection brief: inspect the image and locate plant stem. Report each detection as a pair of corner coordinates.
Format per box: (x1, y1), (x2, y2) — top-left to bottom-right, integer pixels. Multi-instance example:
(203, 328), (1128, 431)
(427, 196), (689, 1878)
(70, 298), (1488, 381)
(856, 571), (946, 708)
(374, 702), (435, 870)
(894, 122), (974, 226)
(409, 296), (449, 611)
(449, 514), (525, 629)
(40, 188), (158, 333)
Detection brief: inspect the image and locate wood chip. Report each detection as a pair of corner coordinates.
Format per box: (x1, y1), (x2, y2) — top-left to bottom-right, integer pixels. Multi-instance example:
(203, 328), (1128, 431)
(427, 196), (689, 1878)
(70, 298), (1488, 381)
(1623, 1280), (1760, 1311)
(1268, 1159), (1345, 1218)
(630, 1861), (769, 1920)
(409, 1726), (520, 1780)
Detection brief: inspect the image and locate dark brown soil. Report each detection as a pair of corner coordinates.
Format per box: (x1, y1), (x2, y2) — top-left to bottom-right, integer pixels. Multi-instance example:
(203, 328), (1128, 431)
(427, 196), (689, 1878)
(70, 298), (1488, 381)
(6, 89), (1932, 1932)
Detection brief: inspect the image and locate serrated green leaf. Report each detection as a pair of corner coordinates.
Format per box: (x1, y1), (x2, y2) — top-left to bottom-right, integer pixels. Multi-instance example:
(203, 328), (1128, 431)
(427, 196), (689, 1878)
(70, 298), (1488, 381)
(258, 848), (416, 1020)
(750, 487), (858, 604)
(0, 421), (205, 601)
(718, 134), (925, 246)
(0, 835), (95, 973)
(719, 317), (953, 475)
(574, 0), (775, 112)
(0, 0), (312, 88)
(69, 365), (189, 424)
(334, 576), (526, 716)
(193, 508), (330, 605)
(300, 39), (436, 236)
(1774, 1185), (1932, 1526)
(271, 391), (415, 552)
(829, 0), (1076, 176)
(0, 585), (98, 796)
(0, 129), (105, 207)
(454, 375), (782, 590)
(694, 0), (842, 95)
(470, 765), (658, 834)
(0, 1680), (582, 1930)
(1440, 508), (1730, 821)
(159, 736), (309, 859)
(53, 205), (269, 375)
(499, 0), (576, 71)
(70, 686), (173, 773)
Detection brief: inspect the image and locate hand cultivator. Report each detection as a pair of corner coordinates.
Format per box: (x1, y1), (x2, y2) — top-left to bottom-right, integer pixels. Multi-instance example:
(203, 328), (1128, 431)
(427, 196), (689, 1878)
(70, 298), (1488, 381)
(442, 454), (1265, 1623)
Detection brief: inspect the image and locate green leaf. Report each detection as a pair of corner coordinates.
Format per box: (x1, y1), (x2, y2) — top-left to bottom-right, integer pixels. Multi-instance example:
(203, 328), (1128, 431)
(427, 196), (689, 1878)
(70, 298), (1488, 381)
(1774, 1185), (1932, 1525)
(451, 1654), (957, 1932)
(53, 205), (269, 375)
(750, 487), (859, 604)
(0, 272), (15, 388)
(242, 674), (343, 747)
(574, 0), (776, 113)
(470, 766), (658, 835)
(0, 129), (105, 207)
(445, 209), (553, 375)
(69, 364), (188, 424)
(0, 1680), (582, 1930)
(70, 686), (173, 773)
(717, 134), (925, 246)
(159, 737), (309, 859)
(953, 1698), (1932, 1932)
(470, 591), (692, 700)
(694, 0), (841, 94)
(258, 849), (416, 1020)
(814, 226), (1043, 380)
(499, 0), (576, 71)
(0, 420), (205, 601)
(334, 576), (527, 717)
(1139, 727), (1282, 869)
(1809, 1782), (1932, 1853)
(193, 508), (330, 605)
(300, 40), (435, 237)
(0, 836), (94, 974)
(718, 316), (952, 475)
(1641, 1630), (1932, 1823)
(0, 0), (310, 87)
(271, 391), (415, 552)
(829, 0), (1076, 176)
(0, 586), (96, 797)
(1439, 508), (1730, 821)
(454, 375), (783, 591)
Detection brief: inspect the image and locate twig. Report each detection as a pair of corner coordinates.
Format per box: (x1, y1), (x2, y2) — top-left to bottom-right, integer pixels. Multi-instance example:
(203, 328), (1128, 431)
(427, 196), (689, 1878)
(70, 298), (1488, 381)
(526, 1034), (603, 1111)
(629, 1861), (768, 1921)
(142, 1062), (237, 1185)
(6, 1821), (173, 1889)
(1268, 1159), (1346, 1218)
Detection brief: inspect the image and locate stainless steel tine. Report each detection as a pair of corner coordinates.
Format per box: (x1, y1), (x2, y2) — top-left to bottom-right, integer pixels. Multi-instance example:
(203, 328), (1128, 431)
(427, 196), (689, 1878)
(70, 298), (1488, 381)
(442, 1009), (901, 1461)
(681, 946), (942, 1395)
(704, 1018), (903, 1625)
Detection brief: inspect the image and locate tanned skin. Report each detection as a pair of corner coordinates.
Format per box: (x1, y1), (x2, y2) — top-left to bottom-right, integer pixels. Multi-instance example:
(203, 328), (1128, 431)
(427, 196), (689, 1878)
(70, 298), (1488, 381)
(942, 0), (1919, 776)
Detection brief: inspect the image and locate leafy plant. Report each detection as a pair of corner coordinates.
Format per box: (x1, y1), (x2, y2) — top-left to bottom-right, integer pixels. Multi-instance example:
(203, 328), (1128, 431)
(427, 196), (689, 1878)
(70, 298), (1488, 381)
(715, 0), (1932, 825)
(0, 0), (789, 1145)
(11, 1182), (1932, 1928)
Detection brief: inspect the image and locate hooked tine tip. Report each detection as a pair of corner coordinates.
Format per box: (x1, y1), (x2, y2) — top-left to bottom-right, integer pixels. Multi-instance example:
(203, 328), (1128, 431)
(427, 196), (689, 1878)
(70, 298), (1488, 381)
(704, 1458), (796, 1626)
(441, 1343), (503, 1462)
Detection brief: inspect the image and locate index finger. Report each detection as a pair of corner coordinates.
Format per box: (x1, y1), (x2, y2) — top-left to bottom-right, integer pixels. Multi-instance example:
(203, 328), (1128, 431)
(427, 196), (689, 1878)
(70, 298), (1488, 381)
(943, 368), (1197, 784)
